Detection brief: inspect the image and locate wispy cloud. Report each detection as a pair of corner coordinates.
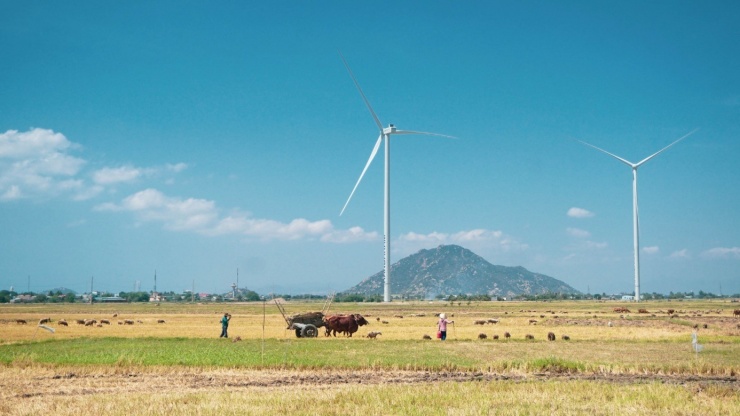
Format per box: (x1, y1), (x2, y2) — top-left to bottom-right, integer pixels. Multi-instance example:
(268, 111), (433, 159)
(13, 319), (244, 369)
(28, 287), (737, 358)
(642, 246), (660, 254)
(96, 188), (378, 242)
(396, 229), (529, 256)
(93, 166), (146, 185)
(567, 207), (594, 218)
(701, 247), (740, 259)
(669, 249), (691, 259)
(566, 227), (591, 238)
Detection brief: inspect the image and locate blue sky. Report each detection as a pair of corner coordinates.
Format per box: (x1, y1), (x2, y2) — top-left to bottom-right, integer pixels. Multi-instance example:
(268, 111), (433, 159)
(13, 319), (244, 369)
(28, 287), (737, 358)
(1, 1), (738, 296)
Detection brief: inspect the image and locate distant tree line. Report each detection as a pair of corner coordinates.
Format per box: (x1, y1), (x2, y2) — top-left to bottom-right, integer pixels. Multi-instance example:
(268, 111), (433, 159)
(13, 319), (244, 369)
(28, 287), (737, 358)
(2, 289), (738, 304)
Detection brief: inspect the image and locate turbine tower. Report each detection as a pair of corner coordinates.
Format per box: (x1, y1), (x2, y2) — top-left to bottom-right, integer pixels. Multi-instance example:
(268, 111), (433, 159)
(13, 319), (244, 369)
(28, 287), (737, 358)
(339, 53), (454, 302)
(578, 129), (698, 302)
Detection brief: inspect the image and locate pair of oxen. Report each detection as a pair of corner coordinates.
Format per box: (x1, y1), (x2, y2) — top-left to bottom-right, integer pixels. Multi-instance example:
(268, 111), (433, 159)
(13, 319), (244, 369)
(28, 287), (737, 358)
(322, 313), (369, 337)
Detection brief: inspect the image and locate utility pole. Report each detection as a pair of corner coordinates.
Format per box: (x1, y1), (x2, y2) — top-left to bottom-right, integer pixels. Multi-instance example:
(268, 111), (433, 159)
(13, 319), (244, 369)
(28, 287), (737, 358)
(192, 280), (195, 303)
(90, 276), (94, 304)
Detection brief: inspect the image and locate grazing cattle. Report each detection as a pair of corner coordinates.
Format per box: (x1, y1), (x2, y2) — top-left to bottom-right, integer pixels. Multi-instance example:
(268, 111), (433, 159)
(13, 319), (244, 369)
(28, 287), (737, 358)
(525, 334), (534, 340)
(376, 317), (381, 322)
(478, 333), (487, 339)
(123, 319), (135, 325)
(15, 319), (27, 325)
(366, 331), (382, 339)
(394, 315), (403, 319)
(84, 320), (96, 326)
(76, 319), (86, 325)
(487, 319), (499, 324)
(157, 319), (166, 324)
(38, 317), (51, 325)
(381, 320), (389, 324)
(613, 307), (631, 313)
(113, 313), (118, 317)
(561, 335), (570, 341)
(638, 309), (649, 314)
(493, 334), (499, 340)
(547, 332), (555, 341)
(118, 321), (123, 325)
(100, 319), (111, 325)
(232, 336), (242, 342)
(323, 314), (370, 337)
(474, 320), (486, 325)
(667, 309), (675, 315)
(528, 319), (537, 325)
(423, 334), (432, 340)
(734, 309), (740, 317)
(504, 332), (511, 339)
(136, 320), (143, 324)
(702, 324), (708, 329)
(58, 320), (68, 326)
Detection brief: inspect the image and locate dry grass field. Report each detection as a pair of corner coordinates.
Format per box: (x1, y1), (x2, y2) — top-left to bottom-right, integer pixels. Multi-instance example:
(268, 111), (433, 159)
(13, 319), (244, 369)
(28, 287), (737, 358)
(1, 299), (738, 415)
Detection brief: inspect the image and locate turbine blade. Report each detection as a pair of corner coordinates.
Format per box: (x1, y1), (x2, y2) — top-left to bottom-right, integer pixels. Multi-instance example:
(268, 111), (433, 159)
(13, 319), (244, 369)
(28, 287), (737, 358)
(340, 134), (383, 216)
(338, 51), (384, 132)
(393, 129), (457, 139)
(576, 139), (635, 168)
(635, 128), (699, 167)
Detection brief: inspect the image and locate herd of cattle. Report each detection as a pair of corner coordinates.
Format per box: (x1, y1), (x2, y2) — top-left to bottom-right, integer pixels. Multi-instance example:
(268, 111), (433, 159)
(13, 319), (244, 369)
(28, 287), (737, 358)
(13, 316), (165, 327)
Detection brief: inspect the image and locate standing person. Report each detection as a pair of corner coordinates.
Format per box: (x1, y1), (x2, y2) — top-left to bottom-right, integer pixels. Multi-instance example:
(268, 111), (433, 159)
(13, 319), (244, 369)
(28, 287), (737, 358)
(438, 313), (454, 341)
(220, 313), (231, 338)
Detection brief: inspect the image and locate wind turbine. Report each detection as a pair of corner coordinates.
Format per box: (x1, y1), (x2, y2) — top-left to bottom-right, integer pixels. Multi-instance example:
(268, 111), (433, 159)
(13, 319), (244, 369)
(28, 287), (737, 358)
(338, 53), (455, 303)
(578, 128), (698, 302)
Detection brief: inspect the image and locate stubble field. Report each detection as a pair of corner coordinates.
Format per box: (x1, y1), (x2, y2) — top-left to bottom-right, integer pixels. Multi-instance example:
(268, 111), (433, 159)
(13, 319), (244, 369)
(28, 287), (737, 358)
(1, 300), (738, 415)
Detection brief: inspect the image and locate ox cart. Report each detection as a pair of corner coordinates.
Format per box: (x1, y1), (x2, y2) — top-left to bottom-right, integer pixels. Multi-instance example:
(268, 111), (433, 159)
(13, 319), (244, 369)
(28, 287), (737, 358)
(274, 294), (334, 338)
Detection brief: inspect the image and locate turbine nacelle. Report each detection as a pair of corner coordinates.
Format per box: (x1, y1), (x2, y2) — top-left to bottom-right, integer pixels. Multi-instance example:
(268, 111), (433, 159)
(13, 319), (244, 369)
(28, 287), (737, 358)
(383, 124), (397, 134)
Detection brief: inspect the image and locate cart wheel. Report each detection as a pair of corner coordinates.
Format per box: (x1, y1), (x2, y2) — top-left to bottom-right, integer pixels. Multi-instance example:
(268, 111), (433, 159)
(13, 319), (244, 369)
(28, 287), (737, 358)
(301, 324), (318, 338)
(295, 328), (302, 338)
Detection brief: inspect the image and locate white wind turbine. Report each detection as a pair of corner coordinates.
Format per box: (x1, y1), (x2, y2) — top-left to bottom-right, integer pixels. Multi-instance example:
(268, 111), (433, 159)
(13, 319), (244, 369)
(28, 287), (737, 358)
(339, 53), (455, 302)
(578, 129), (698, 302)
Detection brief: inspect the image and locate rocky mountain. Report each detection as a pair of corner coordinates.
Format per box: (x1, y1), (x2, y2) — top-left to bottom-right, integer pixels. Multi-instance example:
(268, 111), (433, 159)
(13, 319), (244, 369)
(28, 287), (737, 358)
(343, 244), (579, 298)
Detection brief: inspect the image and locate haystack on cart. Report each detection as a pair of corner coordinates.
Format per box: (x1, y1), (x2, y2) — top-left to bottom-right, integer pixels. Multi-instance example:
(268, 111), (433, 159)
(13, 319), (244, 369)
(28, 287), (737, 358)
(274, 294), (334, 338)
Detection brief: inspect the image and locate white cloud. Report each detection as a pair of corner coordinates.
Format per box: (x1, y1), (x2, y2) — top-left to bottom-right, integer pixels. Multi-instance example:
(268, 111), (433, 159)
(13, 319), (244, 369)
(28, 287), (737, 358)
(0, 128), (189, 202)
(0, 128), (86, 200)
(669, 249), (691, 259)
(396, 228), (528, 255)
(642, 246), (660, 254)
(566, 227), (591, 238)
(93, 166), (143, 185)
(96, 188), (378, 242)
(701, 247), (740, 259)
(567, 207), (594, 218)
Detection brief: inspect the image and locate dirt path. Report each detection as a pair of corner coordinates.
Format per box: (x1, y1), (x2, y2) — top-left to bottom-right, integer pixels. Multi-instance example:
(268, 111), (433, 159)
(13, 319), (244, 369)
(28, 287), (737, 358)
(2, 368), (737, 400)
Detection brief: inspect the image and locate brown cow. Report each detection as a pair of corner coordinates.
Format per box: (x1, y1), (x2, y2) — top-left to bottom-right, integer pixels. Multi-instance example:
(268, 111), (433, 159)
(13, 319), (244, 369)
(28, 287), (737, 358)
(561, 335), (570, 341)
(76, 319), (86, 325)
(638, 309), (649, 314)
(474, 320), (487, 325)
(124, 319), (135, 325)
(525, 334), (534, 340)
(366, 331), (382, 339)
(38, 317), (51, 325)
(422, 334), (432, 340)
(100, 319), (111, 325)
(734, 309), (740, 317)
(504, 332), (511, 339)
(58, 320), (68, 326)
(493, 334), (499, 340)
(157, 319), (166, 324)
(15, 319), (27, 324)
(478, 333), (487, 339)
(323, 314), (369, 337)
(547, 332), (555, 341)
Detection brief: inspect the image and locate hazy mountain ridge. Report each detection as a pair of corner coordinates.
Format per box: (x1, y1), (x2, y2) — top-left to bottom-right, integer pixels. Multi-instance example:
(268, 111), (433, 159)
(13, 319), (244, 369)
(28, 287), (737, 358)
(343, 245), (579, 298)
